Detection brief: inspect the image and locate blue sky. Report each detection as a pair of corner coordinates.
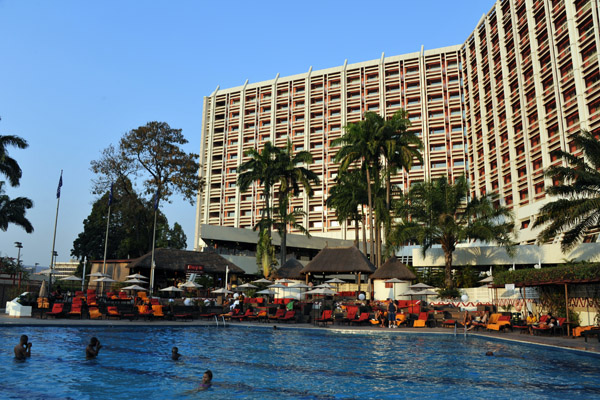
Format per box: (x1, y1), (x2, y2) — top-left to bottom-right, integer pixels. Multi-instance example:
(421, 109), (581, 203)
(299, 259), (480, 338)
(0, 0), (496, 267)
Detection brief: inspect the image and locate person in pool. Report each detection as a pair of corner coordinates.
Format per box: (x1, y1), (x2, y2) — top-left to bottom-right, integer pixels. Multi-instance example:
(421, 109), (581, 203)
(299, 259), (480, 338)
(14, 334), (32, 360)
(86, 337), (102, 360)
(172, 346), (181, 360)
(199, 370), (212, 390)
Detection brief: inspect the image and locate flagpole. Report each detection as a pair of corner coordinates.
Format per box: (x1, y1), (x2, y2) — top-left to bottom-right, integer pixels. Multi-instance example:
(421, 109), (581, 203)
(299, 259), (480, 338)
(49, 170), (63, 293)
(101, 185), (113, 295)
(149, 190), (159, 296)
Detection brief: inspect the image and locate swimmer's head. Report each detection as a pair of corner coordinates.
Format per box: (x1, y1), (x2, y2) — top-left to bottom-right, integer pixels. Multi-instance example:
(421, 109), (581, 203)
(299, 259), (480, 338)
(20, 335), (28, 344)
(203, 370), (213, 383)
(172, 346), (179, 353)
(485, 351), (494, 356)
(90, 337), (99, 346)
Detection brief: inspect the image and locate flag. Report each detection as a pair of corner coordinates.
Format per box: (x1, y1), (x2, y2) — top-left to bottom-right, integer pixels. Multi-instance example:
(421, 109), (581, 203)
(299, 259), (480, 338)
(153, 189), (160, 210)
(108, 183), (114, 206)
(56, 172), (63, 199)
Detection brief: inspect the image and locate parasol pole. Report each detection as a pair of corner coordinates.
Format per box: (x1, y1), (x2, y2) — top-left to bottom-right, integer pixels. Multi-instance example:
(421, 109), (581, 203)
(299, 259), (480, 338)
(81, 256), (87, 292)
(49, 170), (63, 293)
(564, 283), (570, 336)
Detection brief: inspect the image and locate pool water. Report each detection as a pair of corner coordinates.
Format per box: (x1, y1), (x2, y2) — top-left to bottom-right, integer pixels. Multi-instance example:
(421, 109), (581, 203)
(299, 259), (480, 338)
(1, 326), (599, 399)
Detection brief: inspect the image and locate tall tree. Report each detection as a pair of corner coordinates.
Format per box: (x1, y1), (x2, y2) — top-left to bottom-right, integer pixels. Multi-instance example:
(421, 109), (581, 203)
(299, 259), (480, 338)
(91, 121), (202, 205)
(274, 140), (319, 266)
(0, 182), (33, 233)
(391, 175), (515, 288)
(326, 169), (368, 248)
(238, 141), (280, 232)
(71, 179), (184, 261)
(333, 112), (384, 264)
(533, 130), (600, 251)
(254, 217), (277, 278)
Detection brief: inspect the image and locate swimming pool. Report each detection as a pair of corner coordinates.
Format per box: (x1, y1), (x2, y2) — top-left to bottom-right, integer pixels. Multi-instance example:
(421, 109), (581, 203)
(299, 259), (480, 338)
(1, 326), (599, 399)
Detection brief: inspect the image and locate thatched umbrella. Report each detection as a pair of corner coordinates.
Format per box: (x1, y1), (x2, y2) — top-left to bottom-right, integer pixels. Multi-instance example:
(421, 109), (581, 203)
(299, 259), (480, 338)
(274, 258), (305, 280)
(300, 247), (375, 292)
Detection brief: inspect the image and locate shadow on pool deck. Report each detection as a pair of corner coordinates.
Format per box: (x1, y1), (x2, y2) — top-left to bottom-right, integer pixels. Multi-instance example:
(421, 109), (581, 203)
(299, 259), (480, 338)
(1, 311), (599, 355)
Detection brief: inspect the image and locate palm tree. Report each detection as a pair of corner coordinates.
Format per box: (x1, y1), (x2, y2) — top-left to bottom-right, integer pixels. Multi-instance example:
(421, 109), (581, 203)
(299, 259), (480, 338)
(254, 218), (277, 278)
(390, 175), (515, 289)
(326, 169), (368, 249)
(333, 112), (385, 263)
(0, 134), (29, 187)
(274, 140), (319, 267)
(0, 182), (33, 233)
(533, 130), (600, 251)
(237, 141), (280, 233)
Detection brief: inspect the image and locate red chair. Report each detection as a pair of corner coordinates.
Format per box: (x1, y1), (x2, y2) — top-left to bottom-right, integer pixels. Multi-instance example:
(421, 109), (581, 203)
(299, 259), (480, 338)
(118, 292), (131, 300)
(341, 307), (358, 325)
(106, 306), (122, 320)
(268, 309), (285, 321)
(68, 303), (82, 318)
(46, 303), (64, 319)
(350, 312), (371, 325)
(231, 309), (254, 322)
(316, 309), (333, 326)
(137, 305), (153, 320)
(278, 310), (296, 323)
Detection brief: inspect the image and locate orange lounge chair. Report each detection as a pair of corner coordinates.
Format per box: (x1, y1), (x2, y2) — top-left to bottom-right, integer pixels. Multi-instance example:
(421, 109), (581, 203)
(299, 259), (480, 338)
(106, 306), (122, 319)
(88, 307), (103, 319)
(152, 305), (165, 319)
(413, 312), (430, 328)
(137, 305), (153, 320)
(486, 314), (511, 331)
(231, 309), (254, 322)
(395, 313), (408, 327)
(247, 310), (267, 322)
(46, 303), (65, 319)
(316, 309), (333, 326)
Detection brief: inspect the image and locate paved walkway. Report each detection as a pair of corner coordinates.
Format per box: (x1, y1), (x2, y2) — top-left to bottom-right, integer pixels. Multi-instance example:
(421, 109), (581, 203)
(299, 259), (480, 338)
(2, 313), (599, 355)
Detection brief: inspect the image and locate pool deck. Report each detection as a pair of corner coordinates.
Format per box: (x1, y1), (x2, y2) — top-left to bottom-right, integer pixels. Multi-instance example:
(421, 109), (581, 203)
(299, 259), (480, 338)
(2, 312), (599, 355)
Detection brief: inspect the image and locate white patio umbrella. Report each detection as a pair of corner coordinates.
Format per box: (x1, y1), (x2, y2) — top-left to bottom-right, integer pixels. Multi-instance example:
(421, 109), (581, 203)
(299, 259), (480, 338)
(59, 275), (82, 281)
(256, 289), (277, 295)
(253, 278), (273, 284)
(124, 278), (147, 284)
(305, 288), (337, 296)
(325, 278), (345, 284)
(212, 288), (233, 294)
(160, 286), (183, 292)
(275, 279), (294, 284)
(38, 269), (53, 275)
(268, 283), (287, 298)
(126, 273), (148, 280)
(121, 284), (147, 291)
(415, 289), (438, 303)
(315, 283), (334, 289)
(479, 275), (494, 284)
(289, 283), (310, 289)
(180, 281), (203, 289)
(410, 282), (433, 290)
(385, 278), (405, 300)
(92, 277), (116, 283)
(237, 283), (258, 289)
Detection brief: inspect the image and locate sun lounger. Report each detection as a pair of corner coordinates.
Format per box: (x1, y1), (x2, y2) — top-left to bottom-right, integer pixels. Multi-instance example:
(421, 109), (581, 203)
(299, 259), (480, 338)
(68, 303), (83, 318)
(582, 327), (600, 342)
(247, 310), (268, 322)
(118, 292), (131, 300)
(268, 309), (286, 321)
(152, 305), (165, 319)
(341, 307), (358, 325)
(350, 312), (371, 325)
(412, 312), (430, 328)
(106, 306), (122, 319)
(316, 309), (333, 326)
(278, 310), (296, 323)
(46, 303), (65, 319)
(487, 315), (512, 332)
(88, 307), (103, 319)
(231, 309), (254, 322)
(172, 306), (193, 321)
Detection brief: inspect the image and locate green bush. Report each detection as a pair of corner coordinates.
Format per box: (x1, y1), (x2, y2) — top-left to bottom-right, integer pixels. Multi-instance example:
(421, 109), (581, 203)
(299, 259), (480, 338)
(494, 263), (600, 285)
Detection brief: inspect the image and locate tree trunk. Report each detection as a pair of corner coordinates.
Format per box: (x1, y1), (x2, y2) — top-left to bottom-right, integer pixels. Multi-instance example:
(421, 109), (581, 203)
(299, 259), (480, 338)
(365, 165), (375, 264)
(362, 208), (367, 256)
(354, 217), (359, 248)
(444, 250), (454, 289)
(280, 222), (287, 268)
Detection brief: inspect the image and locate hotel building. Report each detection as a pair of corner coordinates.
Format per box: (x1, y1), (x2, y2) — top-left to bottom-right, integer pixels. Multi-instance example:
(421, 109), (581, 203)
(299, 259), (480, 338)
(195, 0), (600, 273)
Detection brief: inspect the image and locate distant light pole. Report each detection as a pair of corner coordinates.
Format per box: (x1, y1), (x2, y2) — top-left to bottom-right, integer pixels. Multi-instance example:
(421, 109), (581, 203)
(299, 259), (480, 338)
(15, 242), (23, 292)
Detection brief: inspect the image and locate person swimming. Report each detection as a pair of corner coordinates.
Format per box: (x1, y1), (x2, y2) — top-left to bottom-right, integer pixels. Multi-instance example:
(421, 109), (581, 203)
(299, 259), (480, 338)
(86, 337), (102, 360)
(172, 346), (181, 361)
(14, 335), (32, 360)
(199, 370), (212, 390)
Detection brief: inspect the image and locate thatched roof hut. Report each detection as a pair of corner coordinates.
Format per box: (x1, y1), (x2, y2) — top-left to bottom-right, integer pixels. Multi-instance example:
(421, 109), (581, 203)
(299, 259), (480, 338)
(300, 246), (376, 275)
(370, 257), (416, 281)
(275, 258), (305, 280)
(127, 248), (244, 275)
